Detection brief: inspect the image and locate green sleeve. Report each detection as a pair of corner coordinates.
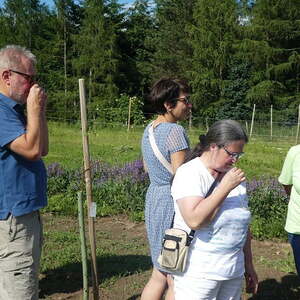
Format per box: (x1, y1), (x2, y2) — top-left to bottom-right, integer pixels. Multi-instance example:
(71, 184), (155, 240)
(292, 153), (300, 194)
(278, 147), (298, 185)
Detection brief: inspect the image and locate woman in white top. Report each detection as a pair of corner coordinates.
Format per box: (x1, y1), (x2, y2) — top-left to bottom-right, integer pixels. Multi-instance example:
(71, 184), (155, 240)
(171, 120), (258, 300)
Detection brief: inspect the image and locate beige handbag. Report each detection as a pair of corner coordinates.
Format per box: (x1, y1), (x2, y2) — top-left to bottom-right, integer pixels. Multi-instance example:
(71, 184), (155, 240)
(157, 228), (193, 272)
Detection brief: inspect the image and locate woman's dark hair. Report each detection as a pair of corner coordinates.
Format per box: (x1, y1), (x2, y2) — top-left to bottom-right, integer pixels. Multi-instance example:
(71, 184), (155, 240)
(186, 120), (248, 162)
(148, 77), (190, 114)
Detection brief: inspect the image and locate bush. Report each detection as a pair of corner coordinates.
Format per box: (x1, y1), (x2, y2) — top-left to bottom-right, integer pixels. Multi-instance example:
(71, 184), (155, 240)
(247, 177), (288, 240)
(44, 161), (289, 239)
(43, 160), (148, 221)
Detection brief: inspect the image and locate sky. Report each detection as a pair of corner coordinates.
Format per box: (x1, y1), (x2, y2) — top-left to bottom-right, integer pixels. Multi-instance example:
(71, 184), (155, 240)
(0, 0), (134, 10)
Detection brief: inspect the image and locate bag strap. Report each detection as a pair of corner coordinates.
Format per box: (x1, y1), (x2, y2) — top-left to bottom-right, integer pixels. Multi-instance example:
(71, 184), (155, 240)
(148, 121), (174, 175)
(171, 176), (220, 245)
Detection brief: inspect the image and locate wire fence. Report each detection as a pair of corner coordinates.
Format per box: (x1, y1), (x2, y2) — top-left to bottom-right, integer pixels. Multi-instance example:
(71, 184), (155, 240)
(47, 115), (300, 144)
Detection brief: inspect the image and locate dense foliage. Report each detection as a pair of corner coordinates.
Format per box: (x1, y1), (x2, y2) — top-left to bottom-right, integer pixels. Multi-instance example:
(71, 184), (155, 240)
(0, 0), (299, 123)
(45, 160), (289, 240)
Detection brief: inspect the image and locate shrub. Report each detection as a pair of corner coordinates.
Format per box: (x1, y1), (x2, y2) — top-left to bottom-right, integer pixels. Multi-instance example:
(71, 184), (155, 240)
(44, 161), (289, 239)
(43, 160), (148, 221)
(247, 177), (288, 240)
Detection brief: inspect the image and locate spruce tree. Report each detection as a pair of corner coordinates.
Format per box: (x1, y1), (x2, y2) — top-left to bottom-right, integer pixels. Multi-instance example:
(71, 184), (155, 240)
(239, 0), (300, 115)
(120, 0), (154, 96)
(74, 0), (119, 118)
(189, 0), (239, 119)
(150, 0), (195, 80)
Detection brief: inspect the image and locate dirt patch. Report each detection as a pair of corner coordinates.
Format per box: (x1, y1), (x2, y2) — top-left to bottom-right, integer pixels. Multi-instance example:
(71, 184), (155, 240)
(40, 215), (300, 300)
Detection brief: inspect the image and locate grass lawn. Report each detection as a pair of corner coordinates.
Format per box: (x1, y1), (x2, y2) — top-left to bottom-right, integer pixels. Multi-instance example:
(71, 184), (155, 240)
(46, 121), (294, 179)
(40, 122), (299, 299)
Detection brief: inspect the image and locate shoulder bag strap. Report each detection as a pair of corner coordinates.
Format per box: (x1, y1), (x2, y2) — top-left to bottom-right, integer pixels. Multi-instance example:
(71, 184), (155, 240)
(170, 176), (220, 245)
(148, 122), (174, 175)
(187, 177), (219, 241)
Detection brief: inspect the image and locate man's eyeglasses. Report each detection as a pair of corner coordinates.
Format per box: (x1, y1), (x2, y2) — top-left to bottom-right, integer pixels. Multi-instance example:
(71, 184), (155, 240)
(222, 146), (244, 160)
(176, 96), (191, 105)
(9, 69), (36, 84)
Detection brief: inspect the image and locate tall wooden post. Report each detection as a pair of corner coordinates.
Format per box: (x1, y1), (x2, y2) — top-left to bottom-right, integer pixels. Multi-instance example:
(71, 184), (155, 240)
(127, 97), (132, 132)
(79, 79), (99, 300)
(245, 121), (249, 134)
(250, 104), (256, 139)
(270, 105), (273, 140)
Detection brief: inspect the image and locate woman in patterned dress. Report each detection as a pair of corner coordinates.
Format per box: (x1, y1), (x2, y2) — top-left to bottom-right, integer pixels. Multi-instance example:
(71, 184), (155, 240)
(141, 78), (192, 300)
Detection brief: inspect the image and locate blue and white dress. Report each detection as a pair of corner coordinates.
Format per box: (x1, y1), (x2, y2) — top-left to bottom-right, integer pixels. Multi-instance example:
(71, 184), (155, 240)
(141, 122), (189, 270)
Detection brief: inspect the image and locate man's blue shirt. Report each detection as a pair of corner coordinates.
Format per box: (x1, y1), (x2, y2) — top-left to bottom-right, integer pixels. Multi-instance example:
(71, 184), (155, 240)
(0, 93), (47, 219)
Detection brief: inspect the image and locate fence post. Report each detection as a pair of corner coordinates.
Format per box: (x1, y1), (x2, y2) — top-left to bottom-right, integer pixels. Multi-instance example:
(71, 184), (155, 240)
(78, 192), (89, 300)
(205, 117), (209, 132)
(127, 97), (132, 132)
(79, 78), (99, 300)
(270, 105), (273, 141)
(250, 104), (256, 139)
(296, 104), (300, 144)
(245, 121), (249, 134)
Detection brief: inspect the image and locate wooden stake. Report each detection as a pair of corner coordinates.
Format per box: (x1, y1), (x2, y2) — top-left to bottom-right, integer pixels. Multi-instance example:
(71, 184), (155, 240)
(296, 104), (300, 144)
(78, 192), (89, 300)
(79, 79), (99, 300)
(189, 112), (192, 131)
(127, 97), (132, 132)
(270, 105), (273, 141)
(250, 104), (256, 139)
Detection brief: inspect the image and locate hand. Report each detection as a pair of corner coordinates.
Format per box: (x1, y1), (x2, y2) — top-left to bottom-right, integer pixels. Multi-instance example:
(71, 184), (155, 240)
(26, 84), (47, 116)
(245, 266), (258, 295)
(220, 167), (246, 191)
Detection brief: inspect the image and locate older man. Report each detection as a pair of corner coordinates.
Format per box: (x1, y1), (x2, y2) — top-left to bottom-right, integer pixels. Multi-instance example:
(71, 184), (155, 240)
(0, 45), (48, 300)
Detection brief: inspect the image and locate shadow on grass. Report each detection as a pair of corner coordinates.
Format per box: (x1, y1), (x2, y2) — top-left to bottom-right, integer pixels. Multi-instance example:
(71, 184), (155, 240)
(39, 254), (151, 298)
(248, 274), (300, 300)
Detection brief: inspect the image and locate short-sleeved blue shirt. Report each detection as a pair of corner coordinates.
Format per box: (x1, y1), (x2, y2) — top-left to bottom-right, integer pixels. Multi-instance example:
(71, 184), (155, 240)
(0, 93), (47, 219)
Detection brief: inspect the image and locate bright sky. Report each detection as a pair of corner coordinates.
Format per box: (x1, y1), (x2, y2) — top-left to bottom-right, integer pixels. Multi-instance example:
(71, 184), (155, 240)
(0, 0), (134, 10)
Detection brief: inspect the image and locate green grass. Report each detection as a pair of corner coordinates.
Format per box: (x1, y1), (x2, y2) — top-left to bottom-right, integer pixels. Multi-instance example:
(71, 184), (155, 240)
(46, 122), (144, 169)
(46, 121), (295, 179)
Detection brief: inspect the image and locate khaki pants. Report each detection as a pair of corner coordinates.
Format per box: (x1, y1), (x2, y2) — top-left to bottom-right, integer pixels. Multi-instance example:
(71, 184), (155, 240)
(0, 211), (43, 300)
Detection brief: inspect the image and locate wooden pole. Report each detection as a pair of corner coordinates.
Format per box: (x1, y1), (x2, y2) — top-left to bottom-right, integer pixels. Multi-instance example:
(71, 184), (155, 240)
(189, 112), (192, 131)
(250, 104), (256, 139)
(78, 192), (89, 300)
(205, 117), (209, 132)
(296, 104), (300, 144)
(245, 121), (249, 134)
(79, 79), (99, 300)
(127, 97), (132, 132)
(270, 105), (273, 141)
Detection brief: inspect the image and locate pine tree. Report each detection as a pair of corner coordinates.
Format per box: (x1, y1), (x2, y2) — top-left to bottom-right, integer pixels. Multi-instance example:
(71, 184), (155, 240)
(189, 0), (239, 118)
(150, 0), (195, 80)
(74, 0), (119, 117)
(1, 0), (50, 49)
(119, 0), (154, 96)
(239, 0), (300, 112)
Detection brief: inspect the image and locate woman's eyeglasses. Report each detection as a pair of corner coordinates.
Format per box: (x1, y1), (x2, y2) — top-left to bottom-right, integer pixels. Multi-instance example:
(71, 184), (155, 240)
(222, 146), (244, 160)
(176, 96), (191, 105)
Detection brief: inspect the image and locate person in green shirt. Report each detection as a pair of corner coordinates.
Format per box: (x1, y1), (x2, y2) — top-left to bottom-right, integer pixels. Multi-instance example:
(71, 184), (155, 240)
(278, 145), (300, 276)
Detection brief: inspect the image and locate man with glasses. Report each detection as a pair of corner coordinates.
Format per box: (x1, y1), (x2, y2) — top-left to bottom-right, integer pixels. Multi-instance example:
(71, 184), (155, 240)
(0, 45), (48, 300)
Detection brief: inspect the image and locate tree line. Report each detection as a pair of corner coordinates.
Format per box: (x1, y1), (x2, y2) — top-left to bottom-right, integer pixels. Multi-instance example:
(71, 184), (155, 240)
(1, 0), (299, 124)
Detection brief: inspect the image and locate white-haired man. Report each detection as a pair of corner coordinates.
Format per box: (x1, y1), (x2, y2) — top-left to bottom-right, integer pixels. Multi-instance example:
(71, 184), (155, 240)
(0, 45), (48, 300)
